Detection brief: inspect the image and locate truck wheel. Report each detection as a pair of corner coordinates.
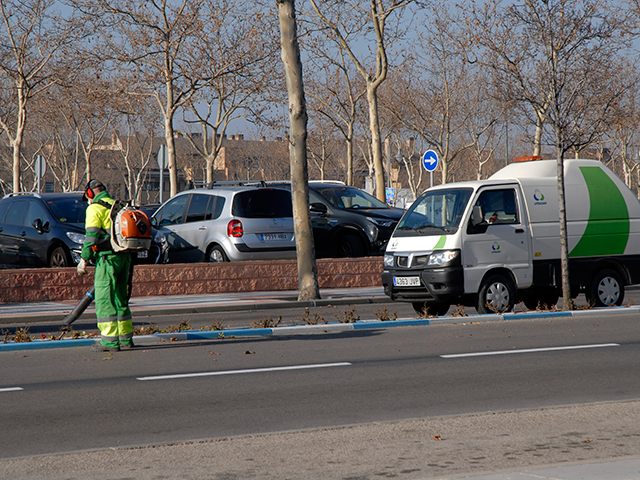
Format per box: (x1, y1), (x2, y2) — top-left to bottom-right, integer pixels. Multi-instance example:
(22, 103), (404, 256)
(476, 274), (515, 314)
(336, 233), (366, 258)
(49, 246), (71, 268)
(206, 245), (228, 263)
(412, 301), (450, 317)
(586, 269), (624, 307)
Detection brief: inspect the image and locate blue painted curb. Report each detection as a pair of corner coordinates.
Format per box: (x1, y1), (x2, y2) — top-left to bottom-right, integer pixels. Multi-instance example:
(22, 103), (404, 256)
(353, 318), (431, 329)
(0, 338), (95, 351)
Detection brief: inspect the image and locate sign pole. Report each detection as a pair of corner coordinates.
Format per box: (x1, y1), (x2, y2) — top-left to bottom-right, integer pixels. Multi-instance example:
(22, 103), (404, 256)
(34, 155), (47, 193)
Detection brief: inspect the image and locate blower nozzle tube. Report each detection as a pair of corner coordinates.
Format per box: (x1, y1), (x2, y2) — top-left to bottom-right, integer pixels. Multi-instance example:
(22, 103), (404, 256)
(63, 286), (95, 325)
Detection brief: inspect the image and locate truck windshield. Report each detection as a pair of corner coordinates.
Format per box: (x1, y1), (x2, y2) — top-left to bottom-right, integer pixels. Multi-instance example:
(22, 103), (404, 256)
(395, 188), (473, 236)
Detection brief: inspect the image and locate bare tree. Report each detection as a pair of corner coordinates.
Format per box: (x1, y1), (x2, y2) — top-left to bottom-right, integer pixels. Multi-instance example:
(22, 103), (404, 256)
(304, 39), (367, 186)
(0, 0), (80, 192)
(107, 103), (160, 205)
(387, 6), (474, 185)
(277, 0), (320, 301)
(466, 0), (634, 309)
(75, 0), (219, 197)
(305, 0), (413, 201)
(178, 1), (281, 184)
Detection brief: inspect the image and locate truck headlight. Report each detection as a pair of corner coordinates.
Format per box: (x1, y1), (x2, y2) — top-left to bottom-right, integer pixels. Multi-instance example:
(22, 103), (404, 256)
(428, 250), (459, 266)
(383, 254), (394, 268)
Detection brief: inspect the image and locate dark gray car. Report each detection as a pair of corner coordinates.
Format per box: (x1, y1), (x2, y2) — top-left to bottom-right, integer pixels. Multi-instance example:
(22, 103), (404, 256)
(0, 192), (168, 268)
(270, 181), (404, 257)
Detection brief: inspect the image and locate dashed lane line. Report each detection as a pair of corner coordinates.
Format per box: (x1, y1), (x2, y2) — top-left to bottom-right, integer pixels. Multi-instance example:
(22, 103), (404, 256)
(136, 362), (352, 381)
(440, 343), (620, 359)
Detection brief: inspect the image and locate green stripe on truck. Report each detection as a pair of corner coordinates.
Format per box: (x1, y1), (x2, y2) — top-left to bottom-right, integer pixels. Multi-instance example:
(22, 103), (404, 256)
(570, 166), (629, 257)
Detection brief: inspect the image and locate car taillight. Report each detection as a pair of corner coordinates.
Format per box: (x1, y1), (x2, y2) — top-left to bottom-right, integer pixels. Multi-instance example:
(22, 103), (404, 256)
(227, 219), (243, 237)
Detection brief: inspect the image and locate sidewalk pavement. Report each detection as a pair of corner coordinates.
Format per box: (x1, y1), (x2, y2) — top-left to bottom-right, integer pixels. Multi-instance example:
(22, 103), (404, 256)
(452, 456), (640, 479)
(2, 287), (640, 480)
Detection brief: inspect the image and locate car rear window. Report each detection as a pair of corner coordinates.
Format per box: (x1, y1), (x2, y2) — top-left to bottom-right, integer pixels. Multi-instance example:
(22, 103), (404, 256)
(232, 189), (292, 218)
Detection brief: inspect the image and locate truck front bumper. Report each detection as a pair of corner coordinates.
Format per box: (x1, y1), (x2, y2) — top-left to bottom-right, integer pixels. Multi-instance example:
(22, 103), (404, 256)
(382, 265), (465, 303)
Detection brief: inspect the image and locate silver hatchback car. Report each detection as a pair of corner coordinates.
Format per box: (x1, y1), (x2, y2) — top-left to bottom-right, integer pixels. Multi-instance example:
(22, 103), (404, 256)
(151, 182), (296, 263)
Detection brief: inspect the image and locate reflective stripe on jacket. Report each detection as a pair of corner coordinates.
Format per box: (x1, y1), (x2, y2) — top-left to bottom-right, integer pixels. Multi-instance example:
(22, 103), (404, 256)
(81, 191), (114, 261)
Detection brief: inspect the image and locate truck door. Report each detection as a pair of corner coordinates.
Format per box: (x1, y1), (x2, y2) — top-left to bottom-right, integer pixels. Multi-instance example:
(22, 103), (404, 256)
(463, 186), (532, 292)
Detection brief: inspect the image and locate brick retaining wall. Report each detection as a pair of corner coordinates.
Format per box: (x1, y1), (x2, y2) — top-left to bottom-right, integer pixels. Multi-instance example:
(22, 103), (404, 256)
(0, 257), (383, 304)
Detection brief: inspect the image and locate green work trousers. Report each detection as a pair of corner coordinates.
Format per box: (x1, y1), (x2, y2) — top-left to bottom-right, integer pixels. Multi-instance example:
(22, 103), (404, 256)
(95, 253), (133, 348)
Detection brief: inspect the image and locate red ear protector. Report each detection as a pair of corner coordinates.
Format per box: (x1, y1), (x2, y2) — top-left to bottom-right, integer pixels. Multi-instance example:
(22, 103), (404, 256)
(84, 184), (95, 200)
(83, 180), (104, 201)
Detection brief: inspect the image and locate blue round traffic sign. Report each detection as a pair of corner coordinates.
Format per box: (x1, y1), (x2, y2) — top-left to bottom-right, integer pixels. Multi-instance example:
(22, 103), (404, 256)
(422, 150), (439, 172)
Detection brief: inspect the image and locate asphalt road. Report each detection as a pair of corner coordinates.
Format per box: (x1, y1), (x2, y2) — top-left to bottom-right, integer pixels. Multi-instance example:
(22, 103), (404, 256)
(2, 311), (639, 462)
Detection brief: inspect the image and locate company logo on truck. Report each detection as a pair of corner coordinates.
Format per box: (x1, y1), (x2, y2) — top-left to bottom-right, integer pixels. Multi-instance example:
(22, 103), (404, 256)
(492, 242), (501, 253)
(533, 189), (547, 205)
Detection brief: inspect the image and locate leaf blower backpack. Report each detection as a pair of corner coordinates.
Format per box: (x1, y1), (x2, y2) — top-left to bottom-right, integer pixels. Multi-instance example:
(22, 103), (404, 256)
(95, 199), (152, 252)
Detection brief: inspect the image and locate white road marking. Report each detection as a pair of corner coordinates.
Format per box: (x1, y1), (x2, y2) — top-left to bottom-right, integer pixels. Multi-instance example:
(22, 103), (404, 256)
(441, 343), (620, 359)
(137, 362), (352, 381)
(0, 387), (23, 392)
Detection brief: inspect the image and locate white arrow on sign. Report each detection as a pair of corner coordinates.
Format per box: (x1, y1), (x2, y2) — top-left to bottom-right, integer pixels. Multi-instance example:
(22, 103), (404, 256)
(422, 150), (439, 172)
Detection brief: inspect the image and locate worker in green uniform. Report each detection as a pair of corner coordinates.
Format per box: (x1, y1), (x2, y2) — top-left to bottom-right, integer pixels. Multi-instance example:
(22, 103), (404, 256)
(77, 179), (134, 352)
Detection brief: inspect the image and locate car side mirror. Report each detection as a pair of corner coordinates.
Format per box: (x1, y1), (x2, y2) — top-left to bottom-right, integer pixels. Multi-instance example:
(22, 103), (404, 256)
(309, 202), (328, 214)
(32, 218), (49, 234)
(150, 217), (158, 227)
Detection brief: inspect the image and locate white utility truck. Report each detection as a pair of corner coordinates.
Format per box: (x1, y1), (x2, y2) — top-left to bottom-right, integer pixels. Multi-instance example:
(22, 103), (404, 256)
(382, 157), (640, 315)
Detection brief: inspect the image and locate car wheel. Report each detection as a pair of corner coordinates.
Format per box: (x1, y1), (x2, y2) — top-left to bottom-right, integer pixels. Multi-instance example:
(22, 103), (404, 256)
(336, 233), (366, 257)
(206, 245), (228, 263)
(476, 274), (515, 314)
(586, 269), (624, 307)
(49, 246), (71, 268)
(412, 301), (450, 317)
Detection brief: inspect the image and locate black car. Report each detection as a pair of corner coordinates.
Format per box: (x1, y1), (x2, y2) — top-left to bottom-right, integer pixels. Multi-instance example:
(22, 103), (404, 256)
(270, 181), (404, 257)
(0, 192), (168, 268)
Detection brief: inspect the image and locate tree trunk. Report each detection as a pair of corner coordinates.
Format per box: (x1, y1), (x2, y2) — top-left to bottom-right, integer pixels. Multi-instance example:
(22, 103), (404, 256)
(368, 85), (385, 201)
(556, 147), (573, 310)
(277, 0), (320, 301)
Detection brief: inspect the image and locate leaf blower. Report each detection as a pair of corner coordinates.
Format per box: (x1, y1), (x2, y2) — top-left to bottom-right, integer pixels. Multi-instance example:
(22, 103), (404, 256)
(63, 286), (95, 325)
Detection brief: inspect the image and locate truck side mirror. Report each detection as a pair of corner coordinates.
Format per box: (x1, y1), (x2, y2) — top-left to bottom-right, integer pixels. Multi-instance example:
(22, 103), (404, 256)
(471, 205), (484, 227)
(467, 205), (488, 235)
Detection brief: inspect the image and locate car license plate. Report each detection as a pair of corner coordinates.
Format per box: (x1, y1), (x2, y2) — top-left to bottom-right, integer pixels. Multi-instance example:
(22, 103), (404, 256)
(261, 233), (289, 241)
(393, 276), (420, 287)
(137, 250), (148, 259)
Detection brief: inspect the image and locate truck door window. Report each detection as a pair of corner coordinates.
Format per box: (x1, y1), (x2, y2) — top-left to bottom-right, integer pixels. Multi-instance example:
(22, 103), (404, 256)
(474, 189), (519, 225)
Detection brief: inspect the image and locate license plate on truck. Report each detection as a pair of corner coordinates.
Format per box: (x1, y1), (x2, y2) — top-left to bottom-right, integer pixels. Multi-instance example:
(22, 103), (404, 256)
(393, 276), (420, 287)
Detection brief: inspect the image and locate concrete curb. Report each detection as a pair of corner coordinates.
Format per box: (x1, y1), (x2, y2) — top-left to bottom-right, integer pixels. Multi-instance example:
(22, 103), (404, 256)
(2, 305), (638, 352)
